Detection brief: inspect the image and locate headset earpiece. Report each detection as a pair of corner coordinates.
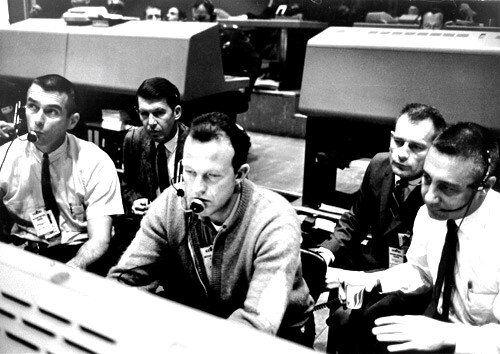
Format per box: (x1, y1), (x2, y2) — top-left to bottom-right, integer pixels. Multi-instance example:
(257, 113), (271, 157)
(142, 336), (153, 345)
(477, 149), (492, 191)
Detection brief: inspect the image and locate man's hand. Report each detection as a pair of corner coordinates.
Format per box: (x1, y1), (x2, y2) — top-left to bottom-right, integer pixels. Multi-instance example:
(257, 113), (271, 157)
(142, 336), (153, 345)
(308, 246), (335, 266)
(372, 315), (456, 352)
(132, 198), (150, 216)
(0, 121), (15, 140)
(326, 267), (379, 291)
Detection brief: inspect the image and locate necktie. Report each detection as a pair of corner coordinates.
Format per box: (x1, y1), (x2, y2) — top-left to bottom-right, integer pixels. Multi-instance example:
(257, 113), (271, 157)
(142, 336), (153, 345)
(156, 144), (169, 192)
(394, 179), (408, 205)
(389, 179), (408, 219)
(427, 219), (458, 321)
(42, 153), (59, 224)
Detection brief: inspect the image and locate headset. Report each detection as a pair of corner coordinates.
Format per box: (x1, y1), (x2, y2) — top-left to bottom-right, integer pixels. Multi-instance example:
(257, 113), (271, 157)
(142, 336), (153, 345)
(476, 149), (492, 191)
(170, 160), (205, 214)
(0, 102), (37, 173)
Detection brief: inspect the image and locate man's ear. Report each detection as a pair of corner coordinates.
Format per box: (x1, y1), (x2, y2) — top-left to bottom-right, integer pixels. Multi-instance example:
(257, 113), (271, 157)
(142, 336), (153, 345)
(174, 105), (182, 121)
(483, 176), (497, 192)
(236, 163), (250, 183)
(68, 112), (80, 130)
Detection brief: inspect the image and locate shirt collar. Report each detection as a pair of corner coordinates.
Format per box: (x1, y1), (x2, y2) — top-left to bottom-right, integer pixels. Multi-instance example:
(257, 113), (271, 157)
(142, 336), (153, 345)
(30, 134), (68, 162)
(454, 190), (491, 239)
(395, 174), (421, 191)
(154, 127), (179, 154)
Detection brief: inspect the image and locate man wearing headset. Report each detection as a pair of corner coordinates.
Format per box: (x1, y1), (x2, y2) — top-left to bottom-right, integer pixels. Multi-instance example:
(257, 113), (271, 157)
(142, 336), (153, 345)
(327, 122), (500, 353)
(0, 74), (123, 270)
(109, 112), (313, 345)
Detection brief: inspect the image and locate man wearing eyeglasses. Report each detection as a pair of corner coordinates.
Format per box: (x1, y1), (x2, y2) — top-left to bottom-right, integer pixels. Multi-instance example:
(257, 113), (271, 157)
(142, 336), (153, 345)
(121, 77), (189, 217)
(0, 74), (123, 270)
(321, 103), (446, 353)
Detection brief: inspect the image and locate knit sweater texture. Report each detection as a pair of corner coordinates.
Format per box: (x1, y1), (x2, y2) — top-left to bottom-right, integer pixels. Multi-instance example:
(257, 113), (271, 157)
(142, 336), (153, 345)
(109, 179), (313, 334)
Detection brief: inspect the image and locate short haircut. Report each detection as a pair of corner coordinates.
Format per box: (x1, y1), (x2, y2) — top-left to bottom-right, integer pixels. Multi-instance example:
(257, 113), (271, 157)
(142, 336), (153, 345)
(189, 112), (251, 172)
(192, 0), (215, 21)
(136, 77), (181, 109)
(432, 122), (499, 186)
(400, 103), (446, 139)
(166, 7), (187, 21)
(144, 5), (161, 19)
(31, 74), (77, 116)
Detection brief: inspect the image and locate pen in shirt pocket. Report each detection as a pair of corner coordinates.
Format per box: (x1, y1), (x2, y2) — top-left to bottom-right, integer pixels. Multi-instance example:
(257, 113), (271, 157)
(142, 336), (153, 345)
(467, 280), (473, 301)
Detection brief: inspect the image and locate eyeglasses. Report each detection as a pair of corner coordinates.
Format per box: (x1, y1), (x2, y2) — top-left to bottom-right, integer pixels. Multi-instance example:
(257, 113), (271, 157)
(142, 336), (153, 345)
(136, 108), (168, 120)
(24, 103), (62, 119)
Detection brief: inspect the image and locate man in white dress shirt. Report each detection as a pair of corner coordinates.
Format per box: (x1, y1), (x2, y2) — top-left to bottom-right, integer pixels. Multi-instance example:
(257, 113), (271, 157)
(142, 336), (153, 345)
(327, 122), (500, 353)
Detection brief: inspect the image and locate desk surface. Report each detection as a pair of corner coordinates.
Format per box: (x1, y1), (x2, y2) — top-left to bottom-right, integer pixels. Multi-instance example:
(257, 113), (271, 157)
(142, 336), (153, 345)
(0, 243), (313, 353)
(219, 18), (328, 30)
(445, 25), (500, 32)
(354, 22), (500, 32)
(353, 22), (420, 29)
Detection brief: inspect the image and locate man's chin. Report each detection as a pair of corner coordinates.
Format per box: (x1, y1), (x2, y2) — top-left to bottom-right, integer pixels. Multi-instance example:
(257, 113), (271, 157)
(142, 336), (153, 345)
(426, 207), (448, 221)
(392, 168), (412, 179)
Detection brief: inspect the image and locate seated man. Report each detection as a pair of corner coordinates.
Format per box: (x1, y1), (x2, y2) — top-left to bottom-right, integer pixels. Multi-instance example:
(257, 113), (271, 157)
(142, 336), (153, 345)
(165, 7), (186, 21)
(109, 112), (313, 344)
(121, 77), (189, 216)
(191, 0), (216, 22)
(422, 8), (444, 29)
(0, 74), (123, 270)
(321, 103), (446, 353)
(330, 122), (500, 353)
(144, 5), (162, 21)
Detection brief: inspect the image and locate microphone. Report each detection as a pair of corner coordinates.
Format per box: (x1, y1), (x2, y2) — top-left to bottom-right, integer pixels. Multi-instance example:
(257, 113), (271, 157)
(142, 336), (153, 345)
(171, 180), (205, 213)
(27, 131), (38, 142)
(189, 199), (205, 213)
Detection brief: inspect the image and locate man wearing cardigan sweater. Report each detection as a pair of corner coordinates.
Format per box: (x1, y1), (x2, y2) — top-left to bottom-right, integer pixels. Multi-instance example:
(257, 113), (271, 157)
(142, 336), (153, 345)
(108, 112), (313, 344)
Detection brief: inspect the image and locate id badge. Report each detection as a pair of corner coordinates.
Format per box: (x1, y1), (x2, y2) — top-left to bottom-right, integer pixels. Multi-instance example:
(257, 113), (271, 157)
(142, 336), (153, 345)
(388, 247), (405, 268)
(200, 245), (213, 279)
(398, 232), (412, 249)
(29, 209), (60, 239)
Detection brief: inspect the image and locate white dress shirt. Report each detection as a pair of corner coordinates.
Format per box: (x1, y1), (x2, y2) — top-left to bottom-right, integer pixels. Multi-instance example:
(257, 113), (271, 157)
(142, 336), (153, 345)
(379, 190), (500, 353)
(154, 127), (179, 196)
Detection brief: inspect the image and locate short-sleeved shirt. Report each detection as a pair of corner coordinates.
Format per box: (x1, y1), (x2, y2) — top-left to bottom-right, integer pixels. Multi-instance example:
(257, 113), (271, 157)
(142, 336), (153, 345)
(0, 133), (123, 245)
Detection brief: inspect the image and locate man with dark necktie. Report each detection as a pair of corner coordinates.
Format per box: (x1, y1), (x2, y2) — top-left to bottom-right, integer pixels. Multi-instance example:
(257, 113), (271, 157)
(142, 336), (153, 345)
(121, 77), (189, 217)
(318, 104), (446, 353)
(0, 74), (123, 269)
(329, 122), (500, 353)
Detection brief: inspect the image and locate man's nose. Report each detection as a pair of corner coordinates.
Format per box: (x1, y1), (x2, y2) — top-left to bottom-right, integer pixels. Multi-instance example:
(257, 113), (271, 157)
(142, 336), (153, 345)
(148, 115), (156, 127)
(423, 183), (439, 205)
(396, 143), (410, 161)
(32, 111), (45, 128)
(191, 175), (207, 194)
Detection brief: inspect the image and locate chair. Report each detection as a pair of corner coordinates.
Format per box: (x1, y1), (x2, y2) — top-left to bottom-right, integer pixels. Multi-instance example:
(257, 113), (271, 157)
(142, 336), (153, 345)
(300, 248), (328, 347)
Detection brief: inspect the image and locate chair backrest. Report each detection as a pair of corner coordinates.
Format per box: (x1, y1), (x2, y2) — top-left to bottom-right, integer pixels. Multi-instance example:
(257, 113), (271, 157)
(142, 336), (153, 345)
(300, 248), (327, 302)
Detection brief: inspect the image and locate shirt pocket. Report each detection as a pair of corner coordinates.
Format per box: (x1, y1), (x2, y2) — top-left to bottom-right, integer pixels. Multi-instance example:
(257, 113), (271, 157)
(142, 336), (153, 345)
(467, 291), (496, 324)
(69, 203), (86, 223)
